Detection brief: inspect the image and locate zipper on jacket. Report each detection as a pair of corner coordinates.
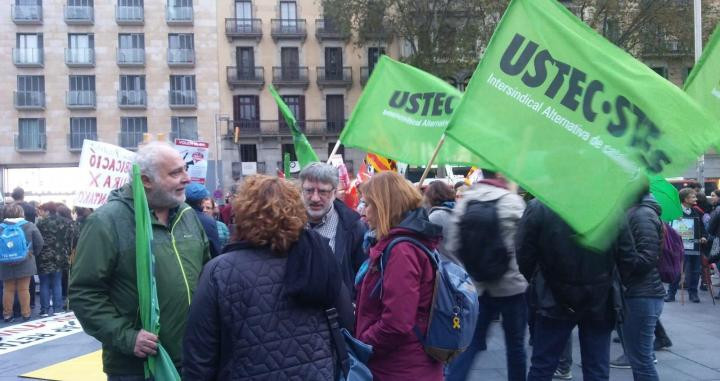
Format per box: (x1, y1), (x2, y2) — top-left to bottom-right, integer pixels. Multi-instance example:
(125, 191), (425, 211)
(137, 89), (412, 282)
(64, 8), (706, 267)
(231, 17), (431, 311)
(171, 207), (192, 306)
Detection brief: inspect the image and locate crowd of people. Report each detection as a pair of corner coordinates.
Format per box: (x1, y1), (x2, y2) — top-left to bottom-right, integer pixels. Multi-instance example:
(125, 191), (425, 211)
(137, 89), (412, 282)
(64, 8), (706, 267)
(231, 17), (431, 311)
(3, 141), (718, 381)
(0, 187), (92, 322)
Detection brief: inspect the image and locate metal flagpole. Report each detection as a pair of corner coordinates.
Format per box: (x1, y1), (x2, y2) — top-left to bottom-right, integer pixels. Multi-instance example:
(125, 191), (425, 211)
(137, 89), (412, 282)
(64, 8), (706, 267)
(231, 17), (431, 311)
(327, 140), (342, 164)
(695, 0), (705, 192)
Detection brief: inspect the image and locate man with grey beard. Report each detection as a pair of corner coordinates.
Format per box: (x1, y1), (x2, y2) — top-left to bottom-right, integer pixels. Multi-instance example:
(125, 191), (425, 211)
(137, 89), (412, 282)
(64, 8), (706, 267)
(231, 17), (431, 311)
(69, 141), (210, 380)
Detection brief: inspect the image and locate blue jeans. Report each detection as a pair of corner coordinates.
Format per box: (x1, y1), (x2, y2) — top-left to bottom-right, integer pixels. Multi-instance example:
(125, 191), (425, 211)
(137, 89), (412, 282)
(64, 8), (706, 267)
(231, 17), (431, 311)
(39, 271), (63, 314)
(556, 336), (572, 373)
(446, 292), (527, 381)
(668, 254), (701, 295)
(620, 298), (663, 381)
(527, 315), (613, 381)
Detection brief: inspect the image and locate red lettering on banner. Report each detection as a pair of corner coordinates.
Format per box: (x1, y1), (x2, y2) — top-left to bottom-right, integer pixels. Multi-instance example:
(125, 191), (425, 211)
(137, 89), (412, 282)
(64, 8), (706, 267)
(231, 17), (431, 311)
(89, 172), (101, 187)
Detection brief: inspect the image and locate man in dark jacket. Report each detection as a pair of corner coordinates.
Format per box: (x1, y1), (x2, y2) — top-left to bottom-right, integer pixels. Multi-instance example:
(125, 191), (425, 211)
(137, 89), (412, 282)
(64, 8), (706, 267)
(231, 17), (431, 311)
(299, 163), (367, 297)
(69, 142), (211, 380)
(517, 200), (620, 381)
(611, 194), (665, 379)
(185, 182), (222, 257)
(666, 187), (707, 303)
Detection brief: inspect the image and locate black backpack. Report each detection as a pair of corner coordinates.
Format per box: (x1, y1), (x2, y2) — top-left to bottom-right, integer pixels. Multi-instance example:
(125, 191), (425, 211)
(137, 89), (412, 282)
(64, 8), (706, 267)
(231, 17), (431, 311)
(457, 199), (510, 282)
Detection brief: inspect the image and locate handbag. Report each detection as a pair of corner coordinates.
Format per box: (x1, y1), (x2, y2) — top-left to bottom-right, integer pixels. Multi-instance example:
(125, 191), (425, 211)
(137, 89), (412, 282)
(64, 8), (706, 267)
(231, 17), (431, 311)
(325, 308), (373, 381)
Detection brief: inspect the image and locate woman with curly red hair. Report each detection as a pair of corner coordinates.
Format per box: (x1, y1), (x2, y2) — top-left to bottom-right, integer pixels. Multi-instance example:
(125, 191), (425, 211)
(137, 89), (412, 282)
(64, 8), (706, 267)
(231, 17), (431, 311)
(355, 171), (444, 381)
(183, 175), (354, 380)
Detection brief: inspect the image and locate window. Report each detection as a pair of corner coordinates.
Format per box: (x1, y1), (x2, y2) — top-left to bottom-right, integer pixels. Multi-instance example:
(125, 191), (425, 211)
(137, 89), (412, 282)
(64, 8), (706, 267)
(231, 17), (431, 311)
(327, 142), (345, 157)
(119, 75), (146, 106)
(281, 47), (300, 79)
(651, 67), (668, 79)
(235, 0), (251, 18)
(233, 95), (259, 129)
(16, 75), (44, 107)
(282, 143), (298, 162)
(13, 0), (42, 21)
(18, 118), (46, 151)
(169, 33), (193, 49)
(171, 117), (198, 140)
(120, 117), (147, 148)
(68, 33), (94, 63)
(368, 47), (385, 72)
(66, 0), (93, 21)
(169, 75), (196, 106)
(119, 33), (144, 49)
(69, 117), (97, 150)
(279, 1), (297, 30)
(120, 75), (145, 91)
(236, 47), (255, 78)
(326, 95), (344, 132)
(279, 95), (304, 130)
(68, 0), (93, 6)
(118, 0), (142, 6)
(68, 75), (95, 106)
(118, 33), (144, 64)
(324, 47), (343, 79)
(240, 144), (257, 162)
(15, 33), (42, 64)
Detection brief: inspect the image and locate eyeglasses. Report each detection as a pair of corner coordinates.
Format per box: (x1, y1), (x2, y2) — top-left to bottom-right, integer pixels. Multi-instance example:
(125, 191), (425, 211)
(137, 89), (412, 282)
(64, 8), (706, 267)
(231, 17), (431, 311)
(302, 187), (335, 198)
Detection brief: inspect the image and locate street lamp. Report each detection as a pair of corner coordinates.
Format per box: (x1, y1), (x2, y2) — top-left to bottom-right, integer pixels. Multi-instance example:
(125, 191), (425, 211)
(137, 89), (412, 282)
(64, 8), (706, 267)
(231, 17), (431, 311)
(215, 114), (230, 199)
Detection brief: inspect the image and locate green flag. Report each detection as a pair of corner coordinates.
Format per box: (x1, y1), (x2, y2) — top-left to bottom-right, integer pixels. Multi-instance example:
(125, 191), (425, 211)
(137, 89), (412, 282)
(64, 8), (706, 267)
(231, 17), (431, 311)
(132, 165), (180, 381)
(649, 175), (683, 222)
(268, 85), (319, 168)
(684, 25), (720, 124)
(340, 56), (491, 167)
(284, 152), (291, 178)
(445, 0), (720, 249)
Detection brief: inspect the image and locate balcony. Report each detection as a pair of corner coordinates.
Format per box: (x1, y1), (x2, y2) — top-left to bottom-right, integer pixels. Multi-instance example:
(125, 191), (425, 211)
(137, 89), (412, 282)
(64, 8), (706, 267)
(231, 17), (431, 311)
(166, 5), (193, 25)
(315, 19), (350, 42)
(272, 66), (309, 89)
(65, 48), (95, 67)
(66, 90), (96, 109)
(15, 133), (46, 152)
(641, 37), (692, 57)
(227, 119), (345, 139)
(68, 132), (97, 152)
(117, 48), (145, 67)
(64, 5), (93, 24)
(316, 67), (352, 88)
(14, 91), (45, 110)
(226, 66), (264, 89)
(12, 48), (43, 67)
(225, 18), (262, 40)
(271, 19), (307, 40)
(169, 90), (197, 109)
(168, 48), (195, 67)
(12, 4), (42, 24)
(118, 131), (144, 150)
(116, 5), (143, 25)
(118, 90), (147, 109)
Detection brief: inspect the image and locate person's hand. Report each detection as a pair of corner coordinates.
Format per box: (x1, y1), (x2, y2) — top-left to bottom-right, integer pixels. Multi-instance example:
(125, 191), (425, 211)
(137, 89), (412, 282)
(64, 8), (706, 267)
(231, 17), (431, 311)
(133, 329), (158, 358)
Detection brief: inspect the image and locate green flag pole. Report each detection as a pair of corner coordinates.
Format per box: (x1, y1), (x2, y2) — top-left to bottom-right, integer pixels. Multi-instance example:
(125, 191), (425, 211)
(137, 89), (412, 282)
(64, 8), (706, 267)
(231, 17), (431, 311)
(284, 152), (291, 178)
(417, 134), (447, 189)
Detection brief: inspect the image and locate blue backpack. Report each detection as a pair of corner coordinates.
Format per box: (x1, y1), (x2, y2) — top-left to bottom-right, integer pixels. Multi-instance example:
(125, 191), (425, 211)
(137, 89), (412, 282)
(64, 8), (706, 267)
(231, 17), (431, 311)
(374, 236), (479, 363)
(0, 220), (30, 264)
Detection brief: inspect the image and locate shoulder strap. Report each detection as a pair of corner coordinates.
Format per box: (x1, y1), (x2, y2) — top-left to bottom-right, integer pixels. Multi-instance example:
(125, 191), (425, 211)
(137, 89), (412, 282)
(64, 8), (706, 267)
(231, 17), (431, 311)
(371, 236), (439, 298)
(325, 308), (350, 378)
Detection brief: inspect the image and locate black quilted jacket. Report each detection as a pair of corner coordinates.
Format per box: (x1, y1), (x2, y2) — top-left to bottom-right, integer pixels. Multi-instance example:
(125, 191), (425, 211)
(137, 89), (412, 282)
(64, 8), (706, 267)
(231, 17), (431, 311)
(182, 242), (345, 380)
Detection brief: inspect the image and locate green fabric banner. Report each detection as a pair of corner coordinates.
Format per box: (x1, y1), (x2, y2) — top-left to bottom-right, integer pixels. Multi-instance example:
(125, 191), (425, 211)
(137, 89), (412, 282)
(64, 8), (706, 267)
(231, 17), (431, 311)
(445, 0), (720, 249)
(684, 25), (720, 124)
(269, 85), (319, 168)
(649, 175), (683, 222)
(132, 165), (180, 381)
(340, 56), (490, 167)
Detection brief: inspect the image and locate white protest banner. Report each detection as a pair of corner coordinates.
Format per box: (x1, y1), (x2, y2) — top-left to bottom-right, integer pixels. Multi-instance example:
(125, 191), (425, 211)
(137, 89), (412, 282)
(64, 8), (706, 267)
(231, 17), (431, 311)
(174, 139), (209, 184)
(74, 140), (136, 208)
(0, 312), (85, 355)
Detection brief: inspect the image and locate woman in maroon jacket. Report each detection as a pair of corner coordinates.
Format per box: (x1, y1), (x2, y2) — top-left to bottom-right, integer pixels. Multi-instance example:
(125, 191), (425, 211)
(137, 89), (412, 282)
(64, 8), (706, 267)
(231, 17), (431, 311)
(355, 172), (443, 381)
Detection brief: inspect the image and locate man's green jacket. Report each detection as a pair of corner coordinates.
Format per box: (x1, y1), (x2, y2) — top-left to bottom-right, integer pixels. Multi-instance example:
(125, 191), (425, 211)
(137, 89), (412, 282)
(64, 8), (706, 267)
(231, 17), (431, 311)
(69, 184), (210, 375)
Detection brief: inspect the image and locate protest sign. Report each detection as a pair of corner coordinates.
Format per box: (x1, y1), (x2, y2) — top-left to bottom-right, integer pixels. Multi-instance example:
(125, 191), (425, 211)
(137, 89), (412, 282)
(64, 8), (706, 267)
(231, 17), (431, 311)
(74, 140), (135, 208)
(174, 139), (209, 184)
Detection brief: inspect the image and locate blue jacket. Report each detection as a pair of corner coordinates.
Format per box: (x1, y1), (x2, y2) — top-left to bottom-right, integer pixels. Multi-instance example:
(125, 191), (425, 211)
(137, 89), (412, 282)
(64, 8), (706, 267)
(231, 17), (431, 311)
(192, 208), (221, 258)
